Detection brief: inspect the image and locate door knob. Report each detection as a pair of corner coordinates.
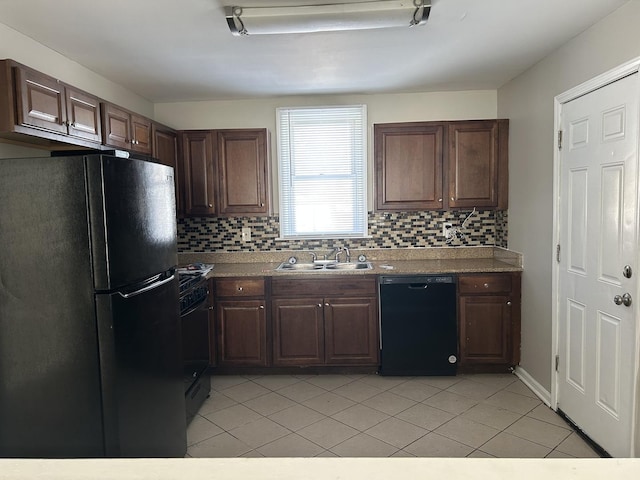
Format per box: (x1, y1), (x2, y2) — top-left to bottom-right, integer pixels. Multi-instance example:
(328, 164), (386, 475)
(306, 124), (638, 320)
(614, 293), (633, 306)
(623, 265), (632, 278)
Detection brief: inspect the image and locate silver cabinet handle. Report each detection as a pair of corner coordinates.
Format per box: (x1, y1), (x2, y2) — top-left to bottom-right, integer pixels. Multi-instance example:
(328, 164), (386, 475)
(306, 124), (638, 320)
(506, 301), (512, 306)
(483, 283), (489, 288)
(238, 286), (243, 291)
(325, 302), (330, 307)
(318, 304), (322, 307)
(259, 305), (264, 309)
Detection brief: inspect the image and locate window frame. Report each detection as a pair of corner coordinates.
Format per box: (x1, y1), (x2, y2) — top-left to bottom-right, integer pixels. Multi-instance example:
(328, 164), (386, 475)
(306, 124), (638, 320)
(276, 104), (368, 240)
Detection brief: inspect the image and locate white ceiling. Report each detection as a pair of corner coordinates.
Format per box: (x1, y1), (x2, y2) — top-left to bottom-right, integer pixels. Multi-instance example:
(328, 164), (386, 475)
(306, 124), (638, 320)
(0, 0), (629, 102)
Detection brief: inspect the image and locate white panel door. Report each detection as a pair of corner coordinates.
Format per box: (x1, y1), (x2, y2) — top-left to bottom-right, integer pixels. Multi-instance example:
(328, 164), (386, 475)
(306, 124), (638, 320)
(558, 72), (639, 457)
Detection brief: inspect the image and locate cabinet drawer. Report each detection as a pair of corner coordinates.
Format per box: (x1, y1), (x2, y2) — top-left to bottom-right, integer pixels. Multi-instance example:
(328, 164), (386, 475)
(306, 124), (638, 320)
(215, 278), (265, 297)
(458, 274), (512, 294)
(272, 277), (377, 297)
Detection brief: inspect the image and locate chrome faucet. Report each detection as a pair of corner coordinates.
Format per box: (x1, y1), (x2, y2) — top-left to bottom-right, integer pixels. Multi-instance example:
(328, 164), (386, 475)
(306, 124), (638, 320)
(307, 251), (318, 263)
(343, 247), (351, 263)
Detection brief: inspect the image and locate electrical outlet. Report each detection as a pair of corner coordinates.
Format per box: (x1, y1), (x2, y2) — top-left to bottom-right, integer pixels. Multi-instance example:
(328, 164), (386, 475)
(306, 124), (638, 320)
(241, 227), (251, 242)
(442, 222), (453, 238)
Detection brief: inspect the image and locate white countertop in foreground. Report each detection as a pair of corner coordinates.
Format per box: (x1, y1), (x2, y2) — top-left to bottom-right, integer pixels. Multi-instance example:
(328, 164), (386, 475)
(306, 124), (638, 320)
(1, 458), (638, 480)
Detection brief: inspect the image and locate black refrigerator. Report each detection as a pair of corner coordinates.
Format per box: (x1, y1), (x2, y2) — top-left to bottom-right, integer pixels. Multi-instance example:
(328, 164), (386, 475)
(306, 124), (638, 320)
(0, 153), (186, 458)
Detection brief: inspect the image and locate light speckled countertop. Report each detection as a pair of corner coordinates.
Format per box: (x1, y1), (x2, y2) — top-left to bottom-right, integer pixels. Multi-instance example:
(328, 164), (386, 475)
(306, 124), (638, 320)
(178, 247), (523, 278)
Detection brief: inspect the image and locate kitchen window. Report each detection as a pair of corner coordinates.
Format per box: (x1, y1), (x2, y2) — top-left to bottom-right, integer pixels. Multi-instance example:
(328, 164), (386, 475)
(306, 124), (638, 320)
(277, 105), (367, 239)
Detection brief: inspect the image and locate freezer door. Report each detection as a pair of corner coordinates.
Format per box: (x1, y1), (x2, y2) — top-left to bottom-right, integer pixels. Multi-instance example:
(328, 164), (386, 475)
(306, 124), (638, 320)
(86, 155), (177, 291)
(96, 273), (186, 457)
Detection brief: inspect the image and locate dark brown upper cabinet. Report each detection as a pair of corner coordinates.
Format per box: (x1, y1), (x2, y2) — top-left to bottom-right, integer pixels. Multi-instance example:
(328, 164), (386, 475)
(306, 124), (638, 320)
(180, 128), (270, 217)
(375, 119), (508, 211)
(375, 123), (444, 211)
(102, 102), (151, 155)
(180, 130), (217, 216)
(216, 129), (270, 216)
(152, 123), (181, 215)
(0, 60), (102, 146)
(448, 120), (508, 209)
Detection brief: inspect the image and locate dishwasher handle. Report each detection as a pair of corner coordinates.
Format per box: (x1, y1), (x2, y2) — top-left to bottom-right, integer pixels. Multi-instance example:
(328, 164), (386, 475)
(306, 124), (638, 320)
(407, 283), (430, 289)
(380, 275), (455, 285)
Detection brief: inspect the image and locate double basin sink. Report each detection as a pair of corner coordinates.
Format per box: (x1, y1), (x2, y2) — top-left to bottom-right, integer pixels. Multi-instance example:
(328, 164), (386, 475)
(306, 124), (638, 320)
(275, 261), (373, 272)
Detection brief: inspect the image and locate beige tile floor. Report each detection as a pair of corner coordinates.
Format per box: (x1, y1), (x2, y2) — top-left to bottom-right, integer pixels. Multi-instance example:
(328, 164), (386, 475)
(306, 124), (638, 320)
(186, 373), (601, 458)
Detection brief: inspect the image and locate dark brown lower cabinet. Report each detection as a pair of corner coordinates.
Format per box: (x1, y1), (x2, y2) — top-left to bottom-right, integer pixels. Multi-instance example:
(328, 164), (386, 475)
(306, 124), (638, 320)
(324, 297), (378, 365)
(271, 277), (379, 368)
(272, 298), (324, 366)
(217, 299), (267, 366)
(457, 273), (521, 371)
(214, 278), (268, 367)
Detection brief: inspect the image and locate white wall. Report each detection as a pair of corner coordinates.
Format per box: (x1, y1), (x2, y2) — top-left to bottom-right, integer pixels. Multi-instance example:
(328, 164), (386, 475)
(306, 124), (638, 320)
(155, 90), (497, 209)
(498, 0), (640, 397)
(0, 22), (154, 159)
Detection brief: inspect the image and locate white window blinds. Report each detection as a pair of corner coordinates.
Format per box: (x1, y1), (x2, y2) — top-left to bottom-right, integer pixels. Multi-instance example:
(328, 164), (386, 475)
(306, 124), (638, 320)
(277, 105), (367, 239)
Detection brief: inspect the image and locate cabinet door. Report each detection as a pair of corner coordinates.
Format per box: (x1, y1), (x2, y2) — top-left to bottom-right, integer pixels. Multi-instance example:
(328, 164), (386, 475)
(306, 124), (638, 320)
(181, 131), (216, 216)
(272, 298), (324, 366)
(458, 294), (512, 365)
(375, 123), (444, 211)
(217, 129), (269, 215)
(64, 86), (102, 143)
(217, 299), (267, 366)
(153, 125), (181, 215)
(102, 103), (131, 150)
(324, 297), (379, 365)
(448, 120), (499, 208)
(14, 66), (67, 134)
(131, 114), (152, 154)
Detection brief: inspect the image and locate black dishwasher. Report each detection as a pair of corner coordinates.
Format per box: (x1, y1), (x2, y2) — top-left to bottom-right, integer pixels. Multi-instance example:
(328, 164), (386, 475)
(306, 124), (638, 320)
(379, 275), (457, 376)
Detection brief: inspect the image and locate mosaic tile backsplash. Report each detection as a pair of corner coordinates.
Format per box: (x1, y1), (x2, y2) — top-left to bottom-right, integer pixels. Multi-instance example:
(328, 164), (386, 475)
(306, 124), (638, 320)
(177, 210), (508, 253)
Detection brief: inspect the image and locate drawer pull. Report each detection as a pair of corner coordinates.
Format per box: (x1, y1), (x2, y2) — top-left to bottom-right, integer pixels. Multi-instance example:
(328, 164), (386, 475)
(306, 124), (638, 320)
(483, 283), (489, 288)
(238, 286), (243, 291)
(506, 301), (512, 306)
(259, 305), (264, 309)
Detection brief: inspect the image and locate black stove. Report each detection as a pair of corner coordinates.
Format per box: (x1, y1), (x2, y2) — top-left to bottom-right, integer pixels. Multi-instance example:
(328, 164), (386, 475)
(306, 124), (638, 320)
(178, 272), (211, 424)
(178, 273), (208, 315)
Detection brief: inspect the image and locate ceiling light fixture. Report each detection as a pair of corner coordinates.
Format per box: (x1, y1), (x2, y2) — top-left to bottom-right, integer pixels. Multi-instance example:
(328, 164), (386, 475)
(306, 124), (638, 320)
(225, 0), (431, 36)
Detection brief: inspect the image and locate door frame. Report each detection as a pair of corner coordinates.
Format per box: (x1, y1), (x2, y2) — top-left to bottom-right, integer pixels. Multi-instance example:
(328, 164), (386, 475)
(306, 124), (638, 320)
(552, 56), (640, 456)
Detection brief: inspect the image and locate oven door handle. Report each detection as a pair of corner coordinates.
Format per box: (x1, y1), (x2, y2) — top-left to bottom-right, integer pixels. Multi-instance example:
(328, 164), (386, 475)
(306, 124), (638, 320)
(181, 295), (209, 318)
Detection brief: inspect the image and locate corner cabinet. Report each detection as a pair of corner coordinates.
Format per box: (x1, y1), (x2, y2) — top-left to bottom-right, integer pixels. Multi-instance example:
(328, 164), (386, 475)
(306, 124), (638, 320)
(375, 119), (508, 211)
(214, 278), (268, 367)
(457, 272), (521, 372)
(152, 123), (181, 215)
(271, 277), (379, 367)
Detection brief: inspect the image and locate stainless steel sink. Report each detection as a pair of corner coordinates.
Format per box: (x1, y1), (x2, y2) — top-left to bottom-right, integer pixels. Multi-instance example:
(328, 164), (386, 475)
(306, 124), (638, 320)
(275, 263), (324, 271)
(275, 261), (372, 272)
(324, 262), (373, 270)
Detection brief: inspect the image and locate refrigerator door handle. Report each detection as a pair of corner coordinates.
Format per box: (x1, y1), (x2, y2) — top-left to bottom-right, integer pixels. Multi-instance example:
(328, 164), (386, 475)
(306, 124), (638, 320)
(117, 274), (176, 299)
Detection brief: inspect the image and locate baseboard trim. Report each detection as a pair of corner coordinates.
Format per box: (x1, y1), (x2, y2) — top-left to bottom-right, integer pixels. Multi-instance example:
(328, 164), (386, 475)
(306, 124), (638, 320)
(514, 366), (552, 406)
